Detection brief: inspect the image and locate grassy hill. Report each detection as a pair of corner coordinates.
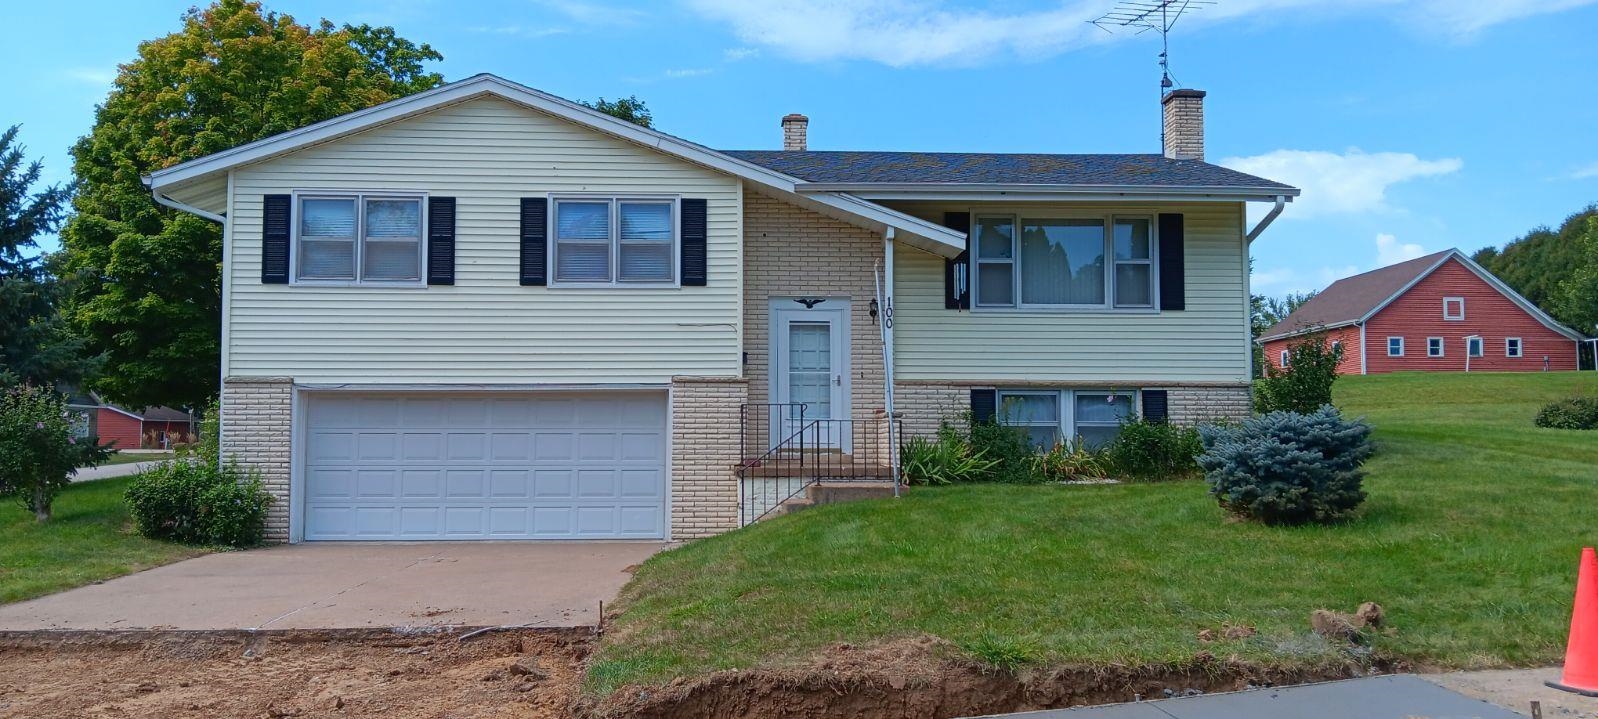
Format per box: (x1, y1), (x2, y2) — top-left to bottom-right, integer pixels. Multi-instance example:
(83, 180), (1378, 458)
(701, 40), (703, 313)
(589, 372), (1598, 695)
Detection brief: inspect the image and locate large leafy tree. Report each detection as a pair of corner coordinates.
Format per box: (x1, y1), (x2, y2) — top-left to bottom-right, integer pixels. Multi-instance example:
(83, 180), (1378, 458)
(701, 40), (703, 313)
(1473, 205), (1598, 332)
(1249, 288), (1318, 378)
(58, 0), (443, 410)
(582, 96), (653, 127)
(0, 125), (91, 387)
(1555, 216), (1598, 339)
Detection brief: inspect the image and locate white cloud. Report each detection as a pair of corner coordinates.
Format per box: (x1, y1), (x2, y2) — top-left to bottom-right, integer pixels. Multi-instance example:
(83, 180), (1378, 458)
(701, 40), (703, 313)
(1375, 233), (1428, 265)
(664, 67), (715, 78)
(1571, 162), (1598, 180)
(723, 46), (760, 61)
(684, 0), (1597, 67)
(64, 67), (116, 86)
(1220, 149), (1461, 218)
(468, 24), (571, 37)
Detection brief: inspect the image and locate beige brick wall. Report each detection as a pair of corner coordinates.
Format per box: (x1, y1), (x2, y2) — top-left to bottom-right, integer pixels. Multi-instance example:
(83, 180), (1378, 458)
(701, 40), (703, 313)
(895, 382), (967, 438)
(1168, 384), (1252, 425)
(744, 192), (886, 420)
(220, 377), (293, 543)
(670, 377), (747, 539)
(1161, 89), (1206, 161)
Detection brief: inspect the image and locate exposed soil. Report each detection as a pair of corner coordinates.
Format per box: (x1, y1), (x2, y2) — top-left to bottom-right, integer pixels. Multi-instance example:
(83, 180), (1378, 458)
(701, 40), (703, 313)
(0, 628), (591, 719)
(587, 636), (1405, 719)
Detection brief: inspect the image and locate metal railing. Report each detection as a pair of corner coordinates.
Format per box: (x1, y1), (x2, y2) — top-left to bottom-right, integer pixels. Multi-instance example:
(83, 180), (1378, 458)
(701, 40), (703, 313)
(737, 404), (905, 526)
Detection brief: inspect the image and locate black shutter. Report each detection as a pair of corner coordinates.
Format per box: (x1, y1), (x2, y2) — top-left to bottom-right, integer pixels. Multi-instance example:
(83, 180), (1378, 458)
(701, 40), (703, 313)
(680, 198), (708, 286)
(261, 194), (291, 284)
(943, 211), (971, 310)
(426, 197), (456, 286)
(1142, 390), (1169, 424)
(970, 388), (997, 424)
(520, 198), (548, 286)
(1158, 213), (1185, 311)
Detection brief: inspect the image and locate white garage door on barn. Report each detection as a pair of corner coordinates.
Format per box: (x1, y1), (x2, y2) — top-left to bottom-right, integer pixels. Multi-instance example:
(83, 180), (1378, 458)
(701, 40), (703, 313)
(302, 392), (667, 541)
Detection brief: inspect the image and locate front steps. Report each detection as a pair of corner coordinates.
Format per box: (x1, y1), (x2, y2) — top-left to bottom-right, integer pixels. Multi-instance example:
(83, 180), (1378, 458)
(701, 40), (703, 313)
(773, 481), (900, 517)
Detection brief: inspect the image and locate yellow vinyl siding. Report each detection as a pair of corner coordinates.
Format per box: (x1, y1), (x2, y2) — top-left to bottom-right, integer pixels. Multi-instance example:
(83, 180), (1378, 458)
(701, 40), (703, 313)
(889, 201), (1250, 383)
(225, 96), (741, 384)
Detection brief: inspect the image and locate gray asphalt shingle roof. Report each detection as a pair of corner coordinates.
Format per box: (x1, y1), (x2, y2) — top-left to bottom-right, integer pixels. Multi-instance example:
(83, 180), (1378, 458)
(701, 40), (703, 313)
(720, 150), (1296, 190)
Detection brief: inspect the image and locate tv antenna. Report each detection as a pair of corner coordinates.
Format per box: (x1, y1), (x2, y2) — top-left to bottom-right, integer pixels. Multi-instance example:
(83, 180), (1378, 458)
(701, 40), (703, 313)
(1091, 1), (1213, 95)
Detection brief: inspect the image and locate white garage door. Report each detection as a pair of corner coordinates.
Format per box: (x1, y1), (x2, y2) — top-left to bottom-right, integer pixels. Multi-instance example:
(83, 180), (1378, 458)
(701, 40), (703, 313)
(303, 392), (667, 541)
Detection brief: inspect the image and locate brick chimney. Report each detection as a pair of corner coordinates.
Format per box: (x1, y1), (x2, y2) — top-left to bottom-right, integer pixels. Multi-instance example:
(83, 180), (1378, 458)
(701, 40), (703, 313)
(1161, 89), (1205, 161)
(781, 113), (808, 151)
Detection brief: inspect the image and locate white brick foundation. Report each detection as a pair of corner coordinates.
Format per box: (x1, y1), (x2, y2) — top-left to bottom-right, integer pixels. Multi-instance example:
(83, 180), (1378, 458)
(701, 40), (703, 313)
(220, 377), (293, 543)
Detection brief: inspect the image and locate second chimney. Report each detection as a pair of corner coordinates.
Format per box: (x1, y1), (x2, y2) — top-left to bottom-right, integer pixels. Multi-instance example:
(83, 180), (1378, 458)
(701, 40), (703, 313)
(1161, 89), (1205, 161)
(782, 113), (808, 151)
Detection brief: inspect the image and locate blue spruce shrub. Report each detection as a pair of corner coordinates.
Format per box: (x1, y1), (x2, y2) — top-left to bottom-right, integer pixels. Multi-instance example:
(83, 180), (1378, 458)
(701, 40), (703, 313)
(1198, 405), (1375, 525)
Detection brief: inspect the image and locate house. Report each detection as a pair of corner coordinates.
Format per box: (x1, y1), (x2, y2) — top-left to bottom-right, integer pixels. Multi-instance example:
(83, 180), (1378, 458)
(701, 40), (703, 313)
(144, 74), (1297, 544)
(1259, 249), (1585, 374)
(63, 391), (196, 449)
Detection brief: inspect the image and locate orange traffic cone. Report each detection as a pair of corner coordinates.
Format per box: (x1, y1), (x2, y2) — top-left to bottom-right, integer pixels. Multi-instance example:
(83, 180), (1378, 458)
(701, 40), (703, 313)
(1548, 546), (1598, 696)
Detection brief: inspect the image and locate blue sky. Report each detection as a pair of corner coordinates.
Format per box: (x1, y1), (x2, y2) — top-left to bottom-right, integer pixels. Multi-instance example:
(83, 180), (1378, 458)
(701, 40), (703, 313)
(4, 0), (1596, 297)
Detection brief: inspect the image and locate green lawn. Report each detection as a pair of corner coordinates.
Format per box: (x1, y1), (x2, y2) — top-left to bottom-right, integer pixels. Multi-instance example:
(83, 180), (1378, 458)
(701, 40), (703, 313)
(589, 371), (1598, 695)
(0, 476), (207, 604)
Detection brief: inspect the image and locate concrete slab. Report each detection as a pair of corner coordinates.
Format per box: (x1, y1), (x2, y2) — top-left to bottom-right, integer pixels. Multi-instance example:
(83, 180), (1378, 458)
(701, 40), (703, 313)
(0, 541), (664, 630)
(969, 675), (1524, 719)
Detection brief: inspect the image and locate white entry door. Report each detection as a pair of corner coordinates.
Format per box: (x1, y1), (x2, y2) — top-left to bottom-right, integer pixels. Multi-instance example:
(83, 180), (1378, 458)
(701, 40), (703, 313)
(772, 301), (850, 449)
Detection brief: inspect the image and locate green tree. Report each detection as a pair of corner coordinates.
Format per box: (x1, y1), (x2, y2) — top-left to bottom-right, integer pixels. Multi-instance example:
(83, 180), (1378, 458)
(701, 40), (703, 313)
(1556, 216), (1598, 340)
(1249, 289), (1317, 378)
(1254, 333), (1344, 414)
(58, 0), (443, 411)
(1473, 205), (1597, 331)
(0, 125), (92, 388)
(583, 96), (653, 127)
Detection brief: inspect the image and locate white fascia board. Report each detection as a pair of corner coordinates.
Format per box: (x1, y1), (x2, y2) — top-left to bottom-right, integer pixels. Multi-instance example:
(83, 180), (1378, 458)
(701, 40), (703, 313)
(798, 183), (1301, 202)
(143, 74), (967, 255)
(1257, 320), (1359, 344)
(1450, 252), (1587, 340)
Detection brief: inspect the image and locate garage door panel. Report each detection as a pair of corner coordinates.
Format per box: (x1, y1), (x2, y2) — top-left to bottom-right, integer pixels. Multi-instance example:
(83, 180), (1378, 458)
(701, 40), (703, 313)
(305, 392), (667, 541)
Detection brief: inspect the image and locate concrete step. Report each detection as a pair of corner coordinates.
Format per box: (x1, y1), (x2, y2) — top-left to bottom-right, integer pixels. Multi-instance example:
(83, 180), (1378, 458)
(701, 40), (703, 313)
(806, 481), (900, 505)
(773, 497), (815, 516)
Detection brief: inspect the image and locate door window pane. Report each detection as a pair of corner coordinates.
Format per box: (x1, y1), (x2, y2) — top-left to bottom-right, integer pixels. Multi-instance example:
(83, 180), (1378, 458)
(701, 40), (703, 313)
(977, 264), (1014, 306)
(1020, 219), (1105, 305)
(788, 322), (832, 418)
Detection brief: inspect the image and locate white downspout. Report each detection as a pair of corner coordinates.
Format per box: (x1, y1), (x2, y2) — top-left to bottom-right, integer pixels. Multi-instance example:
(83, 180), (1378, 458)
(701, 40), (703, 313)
(1245, 195), (1287, 244)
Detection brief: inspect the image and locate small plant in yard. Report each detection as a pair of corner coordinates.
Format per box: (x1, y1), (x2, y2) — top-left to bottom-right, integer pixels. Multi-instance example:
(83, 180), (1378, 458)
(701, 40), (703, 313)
(1255, 332), (1344, 414)
(125, 400), (271, 547)
(1031, 440), (1110, 482)
(966, 417), (1040, 484)
(1198, 405), (1375, 526)
(1103, 418), (1202, 481)
(0, 385), (107, 521)
(900, 434), (997, 485)
(1535, 395), (1598, 430)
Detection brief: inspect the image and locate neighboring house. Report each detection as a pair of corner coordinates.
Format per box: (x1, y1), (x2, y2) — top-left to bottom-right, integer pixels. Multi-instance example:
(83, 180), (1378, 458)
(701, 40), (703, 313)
(1260, 249), (1585, 375)
(63, 391), (196, 449)
(144, 75), (1298, 544)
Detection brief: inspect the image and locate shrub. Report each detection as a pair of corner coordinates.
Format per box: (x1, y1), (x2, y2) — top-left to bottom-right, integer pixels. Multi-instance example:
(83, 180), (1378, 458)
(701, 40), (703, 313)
(899, 435), (997, 485)
(966, 417), (1040, 484)
(1535, 396), (1598, 430)
(1032, 441), (1110, 482)
(1104, 418), (1202, 481)
(125, 456), (271, 547)
(1198, 405), (1375, 525)
(0, 385), (106, 521)
(1255, 333), (1344, 414)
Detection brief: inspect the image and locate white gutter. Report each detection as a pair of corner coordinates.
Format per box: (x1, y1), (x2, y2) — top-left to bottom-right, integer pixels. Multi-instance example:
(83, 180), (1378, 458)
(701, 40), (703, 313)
(797, 181), (1302, 199)
(1245, 195), (1287, 243)
(152, 192), (225, 224)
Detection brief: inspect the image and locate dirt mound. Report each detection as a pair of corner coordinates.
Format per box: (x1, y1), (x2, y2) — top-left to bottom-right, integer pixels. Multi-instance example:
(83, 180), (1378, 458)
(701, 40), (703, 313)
(0, 628), (590, 719)
(588, 636), (1398, 719)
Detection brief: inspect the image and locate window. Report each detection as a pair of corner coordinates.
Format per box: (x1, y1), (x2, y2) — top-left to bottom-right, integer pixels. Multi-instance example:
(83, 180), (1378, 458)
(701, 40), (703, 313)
(295, 194), (423, 283)
(1443, 297), (1465, 320)
(998, 389), (1138, 450)
(972, 214), (1154, 310)
(1428, 337), (1444, 357)
(1506, 337), (1523, 358)
(1388, 337), (1404, 357)
(1280, 349), (1291, 367)
(553, 198), (676, 285)
(1467, 337), (1484, 357)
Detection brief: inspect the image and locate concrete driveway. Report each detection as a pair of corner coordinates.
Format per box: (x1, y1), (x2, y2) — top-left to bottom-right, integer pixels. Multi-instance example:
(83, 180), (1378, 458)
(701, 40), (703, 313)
(0, 542), (664, 631)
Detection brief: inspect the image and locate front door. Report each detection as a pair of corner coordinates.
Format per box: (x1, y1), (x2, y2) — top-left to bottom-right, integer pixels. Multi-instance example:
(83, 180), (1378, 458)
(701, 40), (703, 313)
(772, 300), (850, 450)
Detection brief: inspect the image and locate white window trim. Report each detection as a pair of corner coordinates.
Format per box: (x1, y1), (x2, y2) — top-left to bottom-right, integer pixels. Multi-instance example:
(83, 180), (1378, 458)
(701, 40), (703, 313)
(1467, 337), (1484, 358)
(1427, 337), (1444, 358)
(997, 388), (1139, 449)
(1387, 336), (1405, 357)
(290, 190), (428, 287)
(1443, 296), (1465, 321)
(970, 211), (1159, 313)
(549, 194), (681, 288)
(1280, 349), (1291, 367)
(1506, 337), (1523, 358)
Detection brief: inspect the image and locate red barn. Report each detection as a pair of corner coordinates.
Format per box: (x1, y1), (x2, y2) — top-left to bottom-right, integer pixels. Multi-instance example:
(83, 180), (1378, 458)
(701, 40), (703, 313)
(1260, 249), (1586, 375)
(64, 392), (197, 449)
